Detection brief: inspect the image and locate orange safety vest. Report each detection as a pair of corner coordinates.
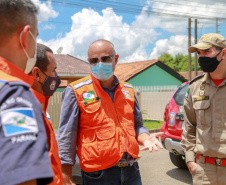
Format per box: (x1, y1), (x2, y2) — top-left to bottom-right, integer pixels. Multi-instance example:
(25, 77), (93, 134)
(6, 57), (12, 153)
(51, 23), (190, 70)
(32, 90), (63, 185)
(69, 74), (139, 172)
(0, 56), (34, 85)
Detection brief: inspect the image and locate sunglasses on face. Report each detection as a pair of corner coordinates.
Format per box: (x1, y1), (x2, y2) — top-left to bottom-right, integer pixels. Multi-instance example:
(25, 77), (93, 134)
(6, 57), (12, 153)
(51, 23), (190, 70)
(89, 55), (115, 65)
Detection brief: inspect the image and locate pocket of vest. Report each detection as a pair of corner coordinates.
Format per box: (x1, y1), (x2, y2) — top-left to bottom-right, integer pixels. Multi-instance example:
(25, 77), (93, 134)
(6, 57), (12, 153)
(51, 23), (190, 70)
(82, 101), (101, 114)
(95, 127), (115, 140)
(126, 126), (136, 137)
(81, 131), (96, 143)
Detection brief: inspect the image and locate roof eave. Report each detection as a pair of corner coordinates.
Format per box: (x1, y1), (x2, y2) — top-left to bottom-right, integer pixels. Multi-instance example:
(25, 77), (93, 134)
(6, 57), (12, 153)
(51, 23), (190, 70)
(59, 73), (89, 78)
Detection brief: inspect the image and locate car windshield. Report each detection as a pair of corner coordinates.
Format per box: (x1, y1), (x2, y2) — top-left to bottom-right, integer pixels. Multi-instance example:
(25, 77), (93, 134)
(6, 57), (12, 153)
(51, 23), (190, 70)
(173, 83), (189, 106)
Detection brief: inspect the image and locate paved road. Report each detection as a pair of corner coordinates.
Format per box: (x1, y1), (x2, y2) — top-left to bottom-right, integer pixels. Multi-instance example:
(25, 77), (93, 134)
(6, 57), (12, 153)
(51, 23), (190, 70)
(138, 148), (192, 185)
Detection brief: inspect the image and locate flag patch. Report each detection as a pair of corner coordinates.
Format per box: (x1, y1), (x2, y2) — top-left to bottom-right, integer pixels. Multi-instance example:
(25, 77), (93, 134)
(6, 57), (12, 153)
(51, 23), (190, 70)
(1, 108), (38, 137)
(122, 89), (131, 99)
(83, 91), (95, 101)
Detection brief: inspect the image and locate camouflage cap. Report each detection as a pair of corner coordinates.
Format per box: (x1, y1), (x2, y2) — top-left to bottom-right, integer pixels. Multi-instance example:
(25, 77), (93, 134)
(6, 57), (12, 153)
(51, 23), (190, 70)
(188, 33), (226, 53)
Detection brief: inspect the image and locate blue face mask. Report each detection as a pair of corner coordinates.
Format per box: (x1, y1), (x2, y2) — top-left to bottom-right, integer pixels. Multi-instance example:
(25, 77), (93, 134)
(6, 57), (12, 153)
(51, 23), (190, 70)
(91, 62), (114, 81)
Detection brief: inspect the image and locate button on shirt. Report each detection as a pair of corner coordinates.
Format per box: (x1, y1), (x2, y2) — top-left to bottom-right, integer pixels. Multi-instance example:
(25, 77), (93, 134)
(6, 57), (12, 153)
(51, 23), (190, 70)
(58, 76), (149, 165)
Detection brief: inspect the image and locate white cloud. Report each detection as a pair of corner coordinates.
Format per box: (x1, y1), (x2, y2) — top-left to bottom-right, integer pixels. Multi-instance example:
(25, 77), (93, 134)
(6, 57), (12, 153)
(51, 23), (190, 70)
(150, 0), (226, 32)
(43, 24), (55, 30)
(37, 1), (226, 63)
(150, 35), (189, 59)
(38, 7), (159, 63)
(32, 0), (59, 21)
(151, 0), (226, 19)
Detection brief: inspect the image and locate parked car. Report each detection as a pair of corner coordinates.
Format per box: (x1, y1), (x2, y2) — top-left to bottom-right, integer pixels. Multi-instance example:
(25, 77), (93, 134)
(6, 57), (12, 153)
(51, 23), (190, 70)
(160, 82), (189, 169)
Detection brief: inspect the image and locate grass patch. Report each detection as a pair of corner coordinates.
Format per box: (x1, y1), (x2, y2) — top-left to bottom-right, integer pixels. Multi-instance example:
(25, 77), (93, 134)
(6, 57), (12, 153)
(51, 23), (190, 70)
(143, 120), (163, 130)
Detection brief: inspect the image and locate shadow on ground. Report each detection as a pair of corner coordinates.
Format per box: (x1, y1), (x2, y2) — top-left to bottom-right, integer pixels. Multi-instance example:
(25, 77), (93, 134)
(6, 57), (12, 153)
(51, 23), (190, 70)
(166, 168), (192, 185)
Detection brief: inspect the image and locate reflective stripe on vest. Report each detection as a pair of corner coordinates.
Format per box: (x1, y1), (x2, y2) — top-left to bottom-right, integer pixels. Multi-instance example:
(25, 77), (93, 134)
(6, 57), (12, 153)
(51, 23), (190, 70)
(69, 75), (139, 172)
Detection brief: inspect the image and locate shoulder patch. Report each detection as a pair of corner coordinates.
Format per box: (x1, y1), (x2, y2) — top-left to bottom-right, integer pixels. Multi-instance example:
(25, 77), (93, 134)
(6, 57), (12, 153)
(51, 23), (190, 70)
(73, 79), (92, 90)
(190, 73), (204, 85)
(123, 83), (133, 88)
(0, 80), (7, 90)
(1, 107), (38, 137)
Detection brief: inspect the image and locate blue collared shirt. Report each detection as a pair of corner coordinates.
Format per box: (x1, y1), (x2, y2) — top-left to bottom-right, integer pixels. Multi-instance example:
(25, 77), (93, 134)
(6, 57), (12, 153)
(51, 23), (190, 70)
(57, 76), (149, 165)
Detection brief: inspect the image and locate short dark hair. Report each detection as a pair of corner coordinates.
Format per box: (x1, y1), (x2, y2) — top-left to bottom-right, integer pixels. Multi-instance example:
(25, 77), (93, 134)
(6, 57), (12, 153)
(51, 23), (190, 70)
(35, 43), (53, 72)
(0, 0), (38, 38)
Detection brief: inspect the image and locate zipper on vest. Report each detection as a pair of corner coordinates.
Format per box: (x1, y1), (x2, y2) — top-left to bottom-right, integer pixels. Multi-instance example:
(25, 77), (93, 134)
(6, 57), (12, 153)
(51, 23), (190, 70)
(113, 103), (127, 152)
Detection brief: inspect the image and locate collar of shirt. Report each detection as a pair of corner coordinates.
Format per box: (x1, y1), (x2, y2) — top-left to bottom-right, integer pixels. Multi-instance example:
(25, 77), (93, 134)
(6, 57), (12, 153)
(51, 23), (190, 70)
(101, 75), (119, 91)
(206, 72), (226, 87)
(0, 56), (33, 85)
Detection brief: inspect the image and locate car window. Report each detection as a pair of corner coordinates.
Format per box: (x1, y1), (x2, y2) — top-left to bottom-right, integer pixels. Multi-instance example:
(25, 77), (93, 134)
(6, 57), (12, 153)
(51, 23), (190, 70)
(173, 83), (189, 106)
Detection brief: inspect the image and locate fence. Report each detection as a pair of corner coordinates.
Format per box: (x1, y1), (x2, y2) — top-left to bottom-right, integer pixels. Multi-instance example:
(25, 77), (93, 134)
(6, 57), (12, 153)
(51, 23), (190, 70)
(47, 92), (63, 129)
(47, 85), (178, 128)
(134, 85), (178, 120)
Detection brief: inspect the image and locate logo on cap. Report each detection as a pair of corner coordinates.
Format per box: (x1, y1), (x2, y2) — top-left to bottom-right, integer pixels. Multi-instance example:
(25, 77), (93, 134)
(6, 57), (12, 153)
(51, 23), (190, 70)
(200, 35), (207, 42)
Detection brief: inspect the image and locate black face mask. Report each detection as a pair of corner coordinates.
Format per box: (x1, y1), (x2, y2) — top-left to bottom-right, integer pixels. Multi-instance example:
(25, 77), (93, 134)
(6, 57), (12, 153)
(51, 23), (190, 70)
(39, 70), (61, 96)
(198, 51), (223, 72)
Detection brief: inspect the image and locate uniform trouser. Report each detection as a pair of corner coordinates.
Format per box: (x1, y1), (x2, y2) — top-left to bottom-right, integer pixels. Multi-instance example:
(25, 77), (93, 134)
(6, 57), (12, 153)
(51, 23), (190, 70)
(81, 162), (142, 185)
(193, 156), (226, 185)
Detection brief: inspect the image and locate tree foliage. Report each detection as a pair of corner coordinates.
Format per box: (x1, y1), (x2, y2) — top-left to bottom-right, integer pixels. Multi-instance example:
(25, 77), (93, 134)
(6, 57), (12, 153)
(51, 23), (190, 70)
(159, 52), (201, 72)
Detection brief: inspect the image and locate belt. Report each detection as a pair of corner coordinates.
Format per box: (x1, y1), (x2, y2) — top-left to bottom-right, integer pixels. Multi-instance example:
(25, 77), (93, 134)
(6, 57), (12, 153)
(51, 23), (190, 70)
(197, 154), (226, 166)
(114, 162), (130, 167)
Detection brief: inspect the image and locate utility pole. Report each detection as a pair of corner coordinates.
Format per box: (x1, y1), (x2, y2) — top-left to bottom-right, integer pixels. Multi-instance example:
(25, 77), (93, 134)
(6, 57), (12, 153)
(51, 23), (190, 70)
(216, 18), (218, 33)
(188, 18), (191, 81)
(195, 19), (198, 76)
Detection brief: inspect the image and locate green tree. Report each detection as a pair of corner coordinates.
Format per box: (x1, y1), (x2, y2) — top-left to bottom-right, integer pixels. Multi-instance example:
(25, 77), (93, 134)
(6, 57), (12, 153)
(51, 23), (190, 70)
(159, 52), (201, 72)
(159, 52), (175, 69)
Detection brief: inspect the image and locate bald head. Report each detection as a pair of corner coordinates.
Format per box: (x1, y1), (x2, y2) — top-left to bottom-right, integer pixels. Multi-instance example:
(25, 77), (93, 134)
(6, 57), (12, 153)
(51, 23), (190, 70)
(88, 39), (116, 58)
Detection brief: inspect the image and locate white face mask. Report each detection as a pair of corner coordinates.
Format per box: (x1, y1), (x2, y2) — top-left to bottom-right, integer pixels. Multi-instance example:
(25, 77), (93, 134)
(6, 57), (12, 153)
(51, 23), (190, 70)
(20, 30), (37, 74)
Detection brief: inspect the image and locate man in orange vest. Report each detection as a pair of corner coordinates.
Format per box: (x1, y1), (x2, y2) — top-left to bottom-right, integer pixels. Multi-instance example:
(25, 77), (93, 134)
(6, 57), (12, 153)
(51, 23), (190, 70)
(30, 43), (63, 185)
(0, 1), (53, 185)
(58, 39), (163, 185)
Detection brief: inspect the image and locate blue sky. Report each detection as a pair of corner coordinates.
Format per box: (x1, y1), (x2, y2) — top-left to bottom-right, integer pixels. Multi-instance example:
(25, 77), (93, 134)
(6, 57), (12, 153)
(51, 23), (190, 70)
(34, 0), (226, 63)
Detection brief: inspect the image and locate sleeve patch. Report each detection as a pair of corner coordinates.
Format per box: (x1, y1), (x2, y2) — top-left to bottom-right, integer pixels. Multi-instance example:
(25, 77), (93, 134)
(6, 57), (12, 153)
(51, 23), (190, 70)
(122, 89), (132, 99)
(73, 79), (92, 90)
(1, 108), (38, 137)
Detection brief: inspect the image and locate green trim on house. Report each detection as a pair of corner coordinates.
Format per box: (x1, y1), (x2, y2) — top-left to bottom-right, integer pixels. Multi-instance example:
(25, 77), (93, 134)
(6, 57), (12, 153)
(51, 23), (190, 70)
(56, 87), (65, 92)
(156, 62), (187, 83)
(127, 64), (183, 87)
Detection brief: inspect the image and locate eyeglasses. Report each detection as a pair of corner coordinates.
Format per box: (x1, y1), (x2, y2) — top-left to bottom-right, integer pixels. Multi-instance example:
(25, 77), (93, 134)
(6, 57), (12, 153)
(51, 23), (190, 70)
(89, 55), (115, 65)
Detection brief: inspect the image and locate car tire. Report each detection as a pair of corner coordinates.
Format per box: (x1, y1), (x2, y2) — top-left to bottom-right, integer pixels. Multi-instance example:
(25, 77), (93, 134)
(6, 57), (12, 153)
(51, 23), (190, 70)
(169, 152), (187, 169)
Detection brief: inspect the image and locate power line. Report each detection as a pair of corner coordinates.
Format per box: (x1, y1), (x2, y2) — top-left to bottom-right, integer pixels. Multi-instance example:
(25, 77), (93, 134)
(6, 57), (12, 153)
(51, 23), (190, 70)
(38, 20), (187, 31)
(147, 0), (226, 12)
(40, 0), (226, 19)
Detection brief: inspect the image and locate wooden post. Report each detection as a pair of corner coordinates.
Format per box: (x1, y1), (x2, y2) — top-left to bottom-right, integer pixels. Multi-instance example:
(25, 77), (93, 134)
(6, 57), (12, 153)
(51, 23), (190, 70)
(195, 19), (198, 77)
(188, 18), (191, 81)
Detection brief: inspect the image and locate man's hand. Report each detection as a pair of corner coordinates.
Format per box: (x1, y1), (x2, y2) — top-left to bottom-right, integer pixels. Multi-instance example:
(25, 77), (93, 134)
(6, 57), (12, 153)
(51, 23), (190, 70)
(140, 132), (164, 152)
(187, 161), (198, 175)
(61, 164), (76, 185)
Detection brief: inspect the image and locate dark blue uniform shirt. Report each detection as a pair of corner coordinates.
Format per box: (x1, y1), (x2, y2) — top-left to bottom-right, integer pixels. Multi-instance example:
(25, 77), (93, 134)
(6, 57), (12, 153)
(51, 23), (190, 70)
(0, 80), (53, 185)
